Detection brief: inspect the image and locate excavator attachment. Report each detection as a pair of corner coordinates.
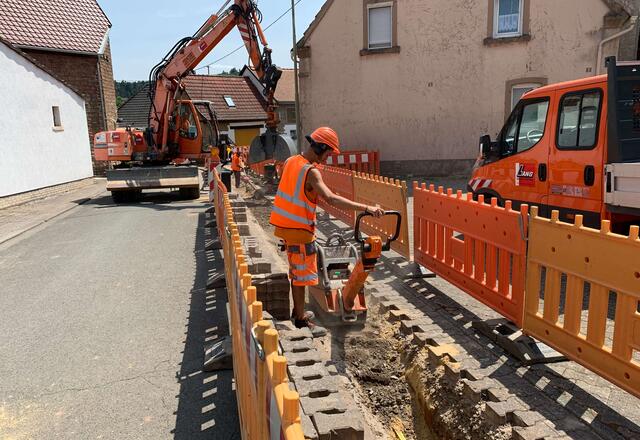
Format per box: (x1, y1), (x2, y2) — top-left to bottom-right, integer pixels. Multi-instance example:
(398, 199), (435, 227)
(248, 130), (297, 163)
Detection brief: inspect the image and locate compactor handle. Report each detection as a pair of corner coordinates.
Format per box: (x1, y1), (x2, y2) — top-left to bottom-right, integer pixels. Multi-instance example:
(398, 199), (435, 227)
(354, 210), (402, 251)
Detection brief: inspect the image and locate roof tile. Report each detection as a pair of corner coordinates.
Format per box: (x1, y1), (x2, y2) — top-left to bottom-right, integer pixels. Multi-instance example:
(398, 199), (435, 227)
(0, 0), (111, 54)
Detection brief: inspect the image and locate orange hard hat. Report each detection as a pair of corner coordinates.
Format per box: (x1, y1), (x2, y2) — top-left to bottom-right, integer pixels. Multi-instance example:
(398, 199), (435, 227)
(307, 127), (340, 154)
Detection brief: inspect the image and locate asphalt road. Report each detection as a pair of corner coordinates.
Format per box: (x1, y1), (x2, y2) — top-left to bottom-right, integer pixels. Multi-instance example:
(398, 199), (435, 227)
(0, 190), (240, 439)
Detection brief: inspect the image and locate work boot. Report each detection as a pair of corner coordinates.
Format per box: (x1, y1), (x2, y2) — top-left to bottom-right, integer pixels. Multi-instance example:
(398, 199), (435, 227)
(293, 314), (327, 338)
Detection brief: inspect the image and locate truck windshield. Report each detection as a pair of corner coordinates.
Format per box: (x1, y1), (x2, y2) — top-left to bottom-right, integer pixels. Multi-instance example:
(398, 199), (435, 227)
(501, 99), (549, 156)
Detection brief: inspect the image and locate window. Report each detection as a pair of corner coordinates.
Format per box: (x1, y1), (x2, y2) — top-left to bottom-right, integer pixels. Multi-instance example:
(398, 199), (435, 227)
(511, 84), (539, 110)
(286, 106), (296, 124)
(368, 3), (392, 49)
(223, 96), (235, 107)
(52, 106), (62, 129)
(494, 0), (523, 37)
(557, 90), (602, 150)
(500, 99), (549, 155)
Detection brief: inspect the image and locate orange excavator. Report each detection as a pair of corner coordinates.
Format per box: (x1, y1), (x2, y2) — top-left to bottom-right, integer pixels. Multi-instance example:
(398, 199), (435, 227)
(94, 0), (296, 202)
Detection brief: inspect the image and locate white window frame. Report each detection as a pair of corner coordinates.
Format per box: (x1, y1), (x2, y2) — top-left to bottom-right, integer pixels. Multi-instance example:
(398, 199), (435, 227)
(367, 2), (393, 50)
(511, 83), (539, 110)
(494, 0), (523, 38)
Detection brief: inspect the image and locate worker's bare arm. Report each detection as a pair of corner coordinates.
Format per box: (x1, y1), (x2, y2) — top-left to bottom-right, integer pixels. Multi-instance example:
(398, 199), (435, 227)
(307, 168), (384, 217)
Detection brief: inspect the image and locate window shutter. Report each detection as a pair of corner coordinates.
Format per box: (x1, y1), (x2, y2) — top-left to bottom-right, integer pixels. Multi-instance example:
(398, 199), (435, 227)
(368, 6), (392, 49)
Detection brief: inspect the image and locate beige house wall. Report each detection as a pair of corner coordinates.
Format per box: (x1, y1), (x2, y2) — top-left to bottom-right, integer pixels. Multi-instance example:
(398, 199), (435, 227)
(298, 0), (632, 176)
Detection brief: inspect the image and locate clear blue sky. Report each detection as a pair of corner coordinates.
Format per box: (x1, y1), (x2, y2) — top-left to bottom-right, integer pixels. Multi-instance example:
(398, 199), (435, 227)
(100, 0), (324, 81)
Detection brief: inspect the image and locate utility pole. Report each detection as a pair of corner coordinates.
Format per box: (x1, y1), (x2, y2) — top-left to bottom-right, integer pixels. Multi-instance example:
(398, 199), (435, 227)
(291, 0), (302, 153)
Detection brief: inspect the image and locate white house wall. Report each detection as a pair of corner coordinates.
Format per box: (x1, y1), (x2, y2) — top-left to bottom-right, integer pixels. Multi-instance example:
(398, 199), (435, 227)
(0, 43), (92, 197)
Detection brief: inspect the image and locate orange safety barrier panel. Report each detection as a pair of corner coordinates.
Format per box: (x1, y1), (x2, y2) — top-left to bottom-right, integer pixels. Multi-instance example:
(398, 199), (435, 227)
(353, 173), (411, 260)
(325, 150), (379, 175)
(523, 208), (640, 398)
(213, 170), (306, 439)
(317, 165), (356, 226)
(249, 159), (276, 176)
(413, 184), (529, 326)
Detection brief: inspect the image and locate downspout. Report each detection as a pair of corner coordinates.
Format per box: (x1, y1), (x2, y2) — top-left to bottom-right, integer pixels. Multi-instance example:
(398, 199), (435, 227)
(596, 16), (638, 75)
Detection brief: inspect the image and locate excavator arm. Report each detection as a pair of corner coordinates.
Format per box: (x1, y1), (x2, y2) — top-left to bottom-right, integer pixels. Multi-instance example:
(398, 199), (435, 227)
(148, 0), (281, 158)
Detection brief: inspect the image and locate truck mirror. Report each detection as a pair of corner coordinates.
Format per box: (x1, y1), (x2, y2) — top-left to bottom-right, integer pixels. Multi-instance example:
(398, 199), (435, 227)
(479, 135), (492, 156)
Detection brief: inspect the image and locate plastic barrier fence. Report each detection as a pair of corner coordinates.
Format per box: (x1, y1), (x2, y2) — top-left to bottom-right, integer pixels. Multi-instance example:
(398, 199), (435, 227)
(325, 150), (379, 175)
(354, 173), (411, 260)
(317, 165), (356, 226)
(523, 208), (640, 398)
(413, 184), (529, 326)
(249, 159), (276, 177)
(213, 170), (306, 439)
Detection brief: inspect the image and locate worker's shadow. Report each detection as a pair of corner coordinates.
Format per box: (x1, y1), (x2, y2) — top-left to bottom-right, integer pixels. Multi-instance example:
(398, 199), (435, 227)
(172, 211), (241, 440)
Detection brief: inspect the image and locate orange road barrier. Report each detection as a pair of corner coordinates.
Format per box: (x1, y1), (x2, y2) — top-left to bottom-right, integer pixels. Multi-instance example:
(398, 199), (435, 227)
(317, 165), (356, 226)
(213, 170), (306, 439)
(413, 184), (529, 326)
(325, 150), (379, 175)
(354, 173), (411, 260)
(249, 159), (276, 176)
(523, 208), (640, 398)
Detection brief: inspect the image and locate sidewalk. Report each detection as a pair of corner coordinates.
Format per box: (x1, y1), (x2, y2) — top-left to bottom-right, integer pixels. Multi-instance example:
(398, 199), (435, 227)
(0, 179), (107, 245)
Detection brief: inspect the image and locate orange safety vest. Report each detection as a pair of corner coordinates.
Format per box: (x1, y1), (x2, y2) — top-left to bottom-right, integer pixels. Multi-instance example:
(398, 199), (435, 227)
(269, 155), (317, 233)
(231, 153), (242, 171)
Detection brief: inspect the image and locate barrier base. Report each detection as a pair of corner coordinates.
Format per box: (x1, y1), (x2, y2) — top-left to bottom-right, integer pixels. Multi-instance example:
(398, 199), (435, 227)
(204, 219), (217, 228)
(203, 335), (233, 371)
(404, 262), (437, 280)
(206, 271), (226, 289)
(205, 206), (215, 214)
(472, 319), (566, 366)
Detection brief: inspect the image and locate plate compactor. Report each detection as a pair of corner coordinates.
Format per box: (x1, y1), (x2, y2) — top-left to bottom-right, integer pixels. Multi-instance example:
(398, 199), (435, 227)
(309, 211), (401, 326)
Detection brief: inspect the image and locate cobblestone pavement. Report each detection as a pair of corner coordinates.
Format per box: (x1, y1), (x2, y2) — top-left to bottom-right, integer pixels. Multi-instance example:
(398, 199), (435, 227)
(315, 211), (640, 440)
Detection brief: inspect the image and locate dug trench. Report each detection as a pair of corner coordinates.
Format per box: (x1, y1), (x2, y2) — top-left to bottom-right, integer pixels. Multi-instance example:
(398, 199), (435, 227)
(232, 173), (516, 440)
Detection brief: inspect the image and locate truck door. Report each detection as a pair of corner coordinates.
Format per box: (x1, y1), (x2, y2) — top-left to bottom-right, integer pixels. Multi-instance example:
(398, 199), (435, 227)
(488, 97), (552, 211)
(548, 88), (605, 227)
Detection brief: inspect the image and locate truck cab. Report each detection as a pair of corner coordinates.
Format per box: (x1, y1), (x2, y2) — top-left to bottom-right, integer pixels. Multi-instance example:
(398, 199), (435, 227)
(470, 57), (640, 232)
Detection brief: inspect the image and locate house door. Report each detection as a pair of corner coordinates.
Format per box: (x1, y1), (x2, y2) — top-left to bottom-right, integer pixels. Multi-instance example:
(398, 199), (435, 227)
(233, 126), (261, 147)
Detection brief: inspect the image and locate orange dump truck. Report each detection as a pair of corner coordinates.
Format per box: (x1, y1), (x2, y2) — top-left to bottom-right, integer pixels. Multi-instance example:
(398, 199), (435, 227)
(470, 57), (640, 233)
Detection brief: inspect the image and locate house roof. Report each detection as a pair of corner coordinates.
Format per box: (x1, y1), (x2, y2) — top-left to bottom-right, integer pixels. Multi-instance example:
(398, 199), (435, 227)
(275, 69), (295, 103)
(182, 75), (268, 122)
(0, 0), (112, 55)
(297, 0), (636, 48)
(117, 84), (151, 128)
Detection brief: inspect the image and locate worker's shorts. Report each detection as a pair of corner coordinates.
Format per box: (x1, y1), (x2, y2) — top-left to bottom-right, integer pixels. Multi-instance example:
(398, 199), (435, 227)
(286, 242), (318, 286)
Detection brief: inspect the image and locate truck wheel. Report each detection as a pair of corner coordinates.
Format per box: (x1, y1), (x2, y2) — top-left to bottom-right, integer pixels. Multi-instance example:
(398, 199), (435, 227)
(179, 187), (200, 200)
(111, 191), (126, 204)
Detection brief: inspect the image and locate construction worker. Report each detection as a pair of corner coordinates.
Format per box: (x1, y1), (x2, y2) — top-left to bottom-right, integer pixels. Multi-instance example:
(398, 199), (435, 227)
(231, 149), (244, 188)
(269, 127), (384, 336)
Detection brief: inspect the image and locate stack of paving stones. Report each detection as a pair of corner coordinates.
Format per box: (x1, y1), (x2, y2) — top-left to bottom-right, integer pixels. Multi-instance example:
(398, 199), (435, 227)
(277, 322), (365, 440)
(368, 279), (639, 440)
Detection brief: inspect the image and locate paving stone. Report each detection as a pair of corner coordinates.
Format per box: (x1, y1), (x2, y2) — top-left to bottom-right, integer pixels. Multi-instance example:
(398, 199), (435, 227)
(388, 309), (422, 322)
(284, 348), (321, 367)
(412, 332), (430, 347)
(485, 401), (510, 425)
(461, 378), (498, 404)
(288, 363), (330, 382)
(279, 327), (313, 341)
(511, 410), (547, 428)
(294, 375), (342, 397)
(300, 413), (319, 440)
(512, 421), (561, 440)
(236, 223), (250, 236)
(313, 410), (365, 440)
(443, 360), (462, 383)
(300, 391), (357, 415)
(280, 338), (315, 354)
